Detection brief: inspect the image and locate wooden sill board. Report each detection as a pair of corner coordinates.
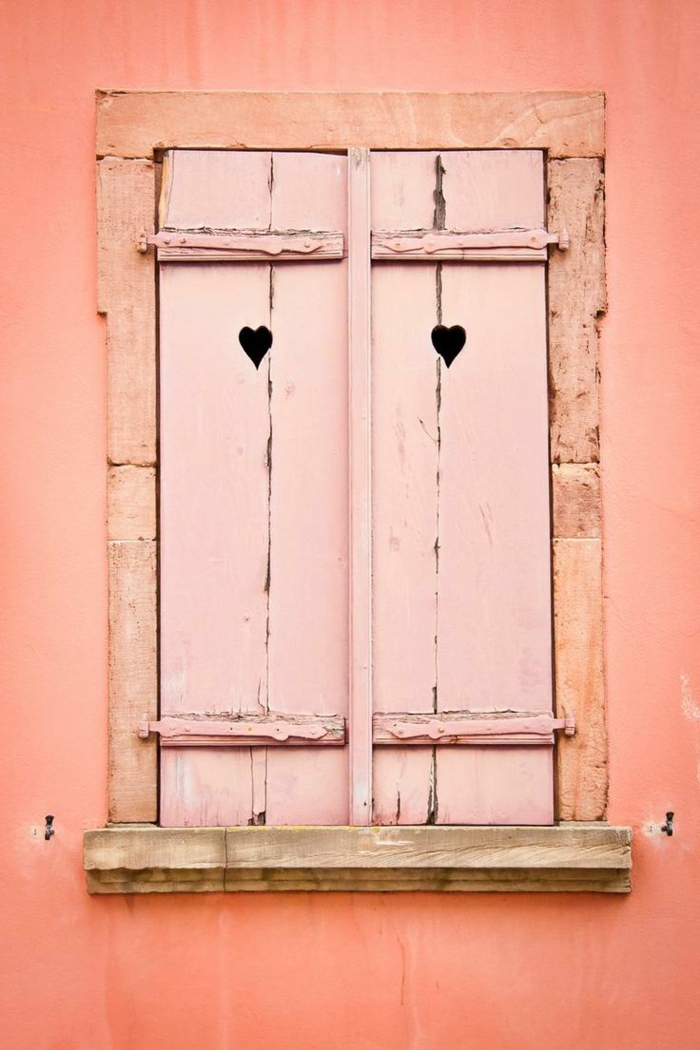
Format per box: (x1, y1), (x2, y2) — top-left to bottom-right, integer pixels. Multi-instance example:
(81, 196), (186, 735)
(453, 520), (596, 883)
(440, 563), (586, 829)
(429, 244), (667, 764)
(84, 824), (631, 894)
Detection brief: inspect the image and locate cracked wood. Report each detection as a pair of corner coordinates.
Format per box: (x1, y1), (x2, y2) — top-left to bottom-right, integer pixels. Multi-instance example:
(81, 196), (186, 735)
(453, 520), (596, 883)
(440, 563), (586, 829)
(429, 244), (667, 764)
(372, 151), (554, 825)
(159, 151), (349, 826)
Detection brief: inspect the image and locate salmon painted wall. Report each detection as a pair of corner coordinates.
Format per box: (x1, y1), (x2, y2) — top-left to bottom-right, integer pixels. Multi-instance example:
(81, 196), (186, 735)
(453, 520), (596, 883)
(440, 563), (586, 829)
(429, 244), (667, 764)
(1, 1), (698, 1047)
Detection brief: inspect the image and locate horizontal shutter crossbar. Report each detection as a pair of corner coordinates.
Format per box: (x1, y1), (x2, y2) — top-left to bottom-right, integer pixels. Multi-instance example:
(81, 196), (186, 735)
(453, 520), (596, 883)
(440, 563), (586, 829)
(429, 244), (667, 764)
(373, 711), (575, 746)
(139, 714), (346, 746)
(139, 227), (569, 262)
(144, 230), (344, 260)
(371, 227), (568, 261)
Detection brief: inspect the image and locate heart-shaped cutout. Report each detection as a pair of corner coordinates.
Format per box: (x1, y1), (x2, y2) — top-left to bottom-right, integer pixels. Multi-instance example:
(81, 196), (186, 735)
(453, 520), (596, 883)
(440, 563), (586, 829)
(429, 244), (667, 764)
(239, 325), (273, 369)
(431, 325), (466, 368)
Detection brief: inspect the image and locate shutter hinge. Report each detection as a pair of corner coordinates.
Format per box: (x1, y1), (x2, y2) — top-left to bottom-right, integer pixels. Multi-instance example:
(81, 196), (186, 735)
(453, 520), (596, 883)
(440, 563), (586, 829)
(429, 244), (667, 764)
(373, 711), (575, 746)
(371, 227), (569, 261)
(138, 229), (344, 260)
(138, 714), (346, 747)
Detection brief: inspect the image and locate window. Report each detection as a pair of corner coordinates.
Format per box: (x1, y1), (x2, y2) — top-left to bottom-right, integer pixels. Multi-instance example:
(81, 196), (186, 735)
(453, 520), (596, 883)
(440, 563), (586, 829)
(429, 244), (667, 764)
(153, 145), (555, 828)
(87, 91), (630, 892)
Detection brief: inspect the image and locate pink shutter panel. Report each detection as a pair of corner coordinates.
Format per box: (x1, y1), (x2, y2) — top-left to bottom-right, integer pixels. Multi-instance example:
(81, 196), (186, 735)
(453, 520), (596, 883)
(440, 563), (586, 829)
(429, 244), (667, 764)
(264, 152), (349, 825)
(371, 151), (441, 824)
(370, 150), (554, 825)
(159, 150), (349, 826)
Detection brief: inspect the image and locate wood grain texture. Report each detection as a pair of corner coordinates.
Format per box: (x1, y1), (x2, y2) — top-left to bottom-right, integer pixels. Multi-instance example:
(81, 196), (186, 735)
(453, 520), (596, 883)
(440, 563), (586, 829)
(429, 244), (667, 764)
(348, 148), (373, 824)
(265, 152), (349, 825)
(97, 158), (156, 465)
(438, 267), (551, 713)
(547, 158), (606, 464)
(552, 463), (601, 538)
(370, 151), (438, 826)
(96, 90), (604, 159)
(371, 150), (554, 826)
(107, 466), (156, 540)
(84, 824), (631, 893)
(108, 541), (157, 822)
(371, 264), (437, 824)
(438, 153), (552, 824)
(553, 539), (607, 821)
(153, 231), (345, 262)
(159, 260), (269, 827)
(159, 151), (351, 826)
(441, 149), (545, 230)
(160, 149), (271, 229)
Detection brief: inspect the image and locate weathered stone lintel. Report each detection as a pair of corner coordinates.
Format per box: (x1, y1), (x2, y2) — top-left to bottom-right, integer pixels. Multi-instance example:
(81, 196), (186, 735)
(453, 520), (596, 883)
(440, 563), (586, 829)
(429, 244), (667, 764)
(97, 90), (605, 159)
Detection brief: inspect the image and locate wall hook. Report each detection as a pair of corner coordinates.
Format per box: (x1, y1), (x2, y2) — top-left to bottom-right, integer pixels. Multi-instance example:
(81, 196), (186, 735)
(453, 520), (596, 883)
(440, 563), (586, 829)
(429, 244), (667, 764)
(660, 811), (674, 836)
(44, 815), (55, 841)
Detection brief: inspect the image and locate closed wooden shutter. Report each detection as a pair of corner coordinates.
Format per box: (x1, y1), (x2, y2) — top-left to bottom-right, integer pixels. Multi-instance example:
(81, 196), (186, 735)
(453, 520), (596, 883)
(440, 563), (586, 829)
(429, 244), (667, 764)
(159, 151), (349, 826)
(156, 148), (554, 827)
(371, 151), (553, 825)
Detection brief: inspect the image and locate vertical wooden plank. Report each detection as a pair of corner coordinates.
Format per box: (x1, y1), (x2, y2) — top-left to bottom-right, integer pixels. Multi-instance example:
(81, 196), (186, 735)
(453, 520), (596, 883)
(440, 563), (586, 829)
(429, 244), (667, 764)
(437, 264), (551, 710)
(554, 538), (607, 820)
(437, 262), (553, 824)
(265, 152), (349, 824)
(370, 151), (437, 231)
(161, 149), (272, 231)
(371, 151), (439, 824)
(159, 151), (273, 826)
(435, 150), (553, 824)
(348, 147), (373, 825)
(371, 266), (439, 824)
(440, 150), (544, 231)
(97, 158), (156, 465)
(108, 541), (157, 822)
(159, 262), (270, 826)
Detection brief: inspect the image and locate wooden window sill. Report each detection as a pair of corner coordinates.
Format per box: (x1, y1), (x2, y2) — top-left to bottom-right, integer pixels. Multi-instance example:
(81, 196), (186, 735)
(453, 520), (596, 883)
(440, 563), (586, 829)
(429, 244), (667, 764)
(84, 824), (631, 894)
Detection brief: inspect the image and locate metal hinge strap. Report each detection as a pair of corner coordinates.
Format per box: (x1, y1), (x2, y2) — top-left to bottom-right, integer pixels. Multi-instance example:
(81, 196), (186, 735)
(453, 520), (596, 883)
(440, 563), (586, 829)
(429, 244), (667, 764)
(373, 711), (575, 746)
(139, 229), (345, 260)
(139, 714), (346, 747)
(371, 227), (569, 261)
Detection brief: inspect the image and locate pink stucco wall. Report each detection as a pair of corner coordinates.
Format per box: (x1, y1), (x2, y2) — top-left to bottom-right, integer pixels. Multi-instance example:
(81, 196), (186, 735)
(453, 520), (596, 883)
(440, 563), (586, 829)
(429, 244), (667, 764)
(1, 2), (699, 1047)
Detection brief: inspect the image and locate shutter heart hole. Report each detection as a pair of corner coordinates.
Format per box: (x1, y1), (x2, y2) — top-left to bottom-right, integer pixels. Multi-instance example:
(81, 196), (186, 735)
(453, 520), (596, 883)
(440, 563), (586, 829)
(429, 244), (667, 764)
(431, 325), (466, 368)
(239, 326), (273, 369)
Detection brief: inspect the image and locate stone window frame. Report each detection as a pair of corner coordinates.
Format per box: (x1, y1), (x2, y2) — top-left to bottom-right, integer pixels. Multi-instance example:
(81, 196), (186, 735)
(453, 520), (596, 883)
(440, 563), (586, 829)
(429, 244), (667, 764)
(86, 90), (630, 893)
